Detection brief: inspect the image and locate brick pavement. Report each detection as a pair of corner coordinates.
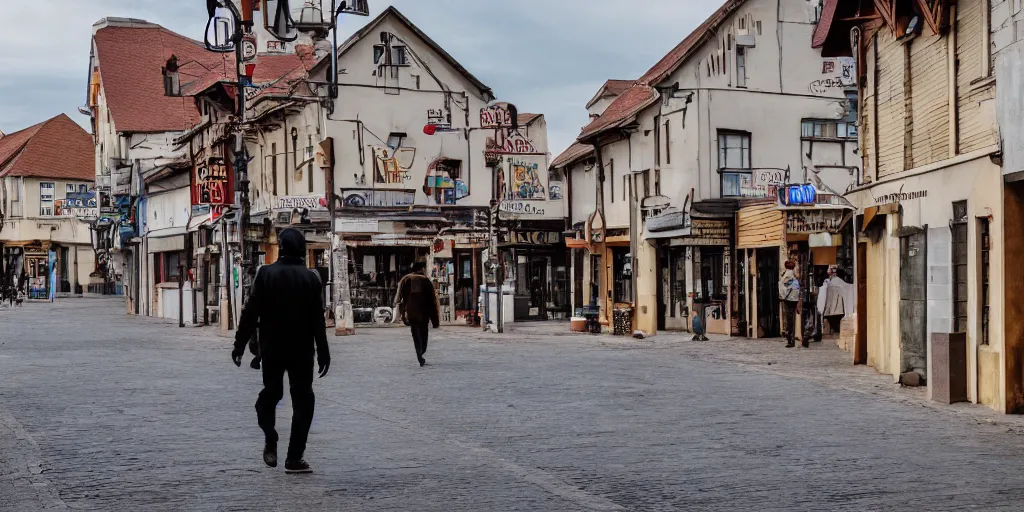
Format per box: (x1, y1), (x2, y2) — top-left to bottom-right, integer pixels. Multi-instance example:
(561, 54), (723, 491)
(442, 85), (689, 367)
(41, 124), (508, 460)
(3, 299), (1024, 511)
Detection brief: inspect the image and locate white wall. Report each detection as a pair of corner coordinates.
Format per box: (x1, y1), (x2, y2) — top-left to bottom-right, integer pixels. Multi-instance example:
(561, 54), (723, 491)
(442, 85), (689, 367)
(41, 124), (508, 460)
(320, 14), (561, 222)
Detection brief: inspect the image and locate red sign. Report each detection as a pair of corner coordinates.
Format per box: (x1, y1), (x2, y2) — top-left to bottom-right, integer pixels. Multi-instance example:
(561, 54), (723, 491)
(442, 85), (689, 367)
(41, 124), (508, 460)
(192, 156), (233, 208)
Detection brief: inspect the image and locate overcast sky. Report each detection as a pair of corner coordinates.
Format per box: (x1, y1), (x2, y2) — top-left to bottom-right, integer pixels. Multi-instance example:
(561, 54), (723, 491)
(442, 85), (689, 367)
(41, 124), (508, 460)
(0, 0), (720, 156)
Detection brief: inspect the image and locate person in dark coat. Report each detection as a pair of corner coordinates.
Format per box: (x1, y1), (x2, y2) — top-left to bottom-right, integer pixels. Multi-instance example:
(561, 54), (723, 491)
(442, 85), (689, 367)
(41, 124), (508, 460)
(397, 261), (440, 367)
(232, 228), (330, 474)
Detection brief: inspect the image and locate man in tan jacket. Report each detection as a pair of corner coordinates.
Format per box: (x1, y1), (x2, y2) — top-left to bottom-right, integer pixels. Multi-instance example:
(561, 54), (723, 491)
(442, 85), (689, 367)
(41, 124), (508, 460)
(396, 261), (440, 366)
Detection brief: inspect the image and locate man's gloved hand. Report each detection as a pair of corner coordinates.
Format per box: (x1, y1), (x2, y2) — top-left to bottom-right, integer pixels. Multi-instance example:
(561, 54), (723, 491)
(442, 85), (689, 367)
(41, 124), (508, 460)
(432, 320), (439, 329)
(232, 345), (244, 367)
(318, 358), (330, 379)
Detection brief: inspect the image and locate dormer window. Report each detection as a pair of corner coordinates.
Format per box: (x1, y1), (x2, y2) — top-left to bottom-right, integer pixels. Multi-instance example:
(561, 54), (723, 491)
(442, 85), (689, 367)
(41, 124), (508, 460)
(162, 55), (180, 96)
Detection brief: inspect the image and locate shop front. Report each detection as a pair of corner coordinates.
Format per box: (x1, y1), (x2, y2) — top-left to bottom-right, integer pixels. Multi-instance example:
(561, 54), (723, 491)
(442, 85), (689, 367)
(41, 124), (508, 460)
(428, 233), (486, 326)
(498, 228), (570, 321)
(736, 186), (853, 341)
(646, 209), (735, 335)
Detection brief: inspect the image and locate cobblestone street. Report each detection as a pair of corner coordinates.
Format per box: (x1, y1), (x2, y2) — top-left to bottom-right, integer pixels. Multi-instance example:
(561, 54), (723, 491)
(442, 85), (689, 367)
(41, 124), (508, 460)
(5, 299), (1024, 511)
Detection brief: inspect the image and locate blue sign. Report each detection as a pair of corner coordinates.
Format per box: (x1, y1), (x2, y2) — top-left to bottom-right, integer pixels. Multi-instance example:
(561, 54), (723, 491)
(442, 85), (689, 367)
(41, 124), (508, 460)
(780, 184), (818, 206)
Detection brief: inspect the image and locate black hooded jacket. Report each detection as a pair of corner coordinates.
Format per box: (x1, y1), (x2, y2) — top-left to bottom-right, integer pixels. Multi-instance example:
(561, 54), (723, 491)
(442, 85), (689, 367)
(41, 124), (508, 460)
(234, 229), (330, 364)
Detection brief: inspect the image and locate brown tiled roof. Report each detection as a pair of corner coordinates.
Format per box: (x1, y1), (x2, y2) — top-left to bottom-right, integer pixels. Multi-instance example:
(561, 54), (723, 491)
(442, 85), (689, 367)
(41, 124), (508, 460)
(93, 23), (307, 134)
(585, 79), (635, 109)
(578, 85), (659, 140)
(812, 0), (839, 48)
(0, 114), (94, 181)
(551, 141), (594, 169)
(638, 0), (747, 85)
(93, 24), (228, 133)
(183, 54), (307, 101)
(517, 113), (542, 126)
(577, 0), (747, 141)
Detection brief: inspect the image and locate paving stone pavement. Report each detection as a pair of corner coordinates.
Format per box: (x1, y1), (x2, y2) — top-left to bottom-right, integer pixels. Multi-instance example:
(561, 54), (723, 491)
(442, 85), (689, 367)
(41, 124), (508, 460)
(4, 299), (1024, 511)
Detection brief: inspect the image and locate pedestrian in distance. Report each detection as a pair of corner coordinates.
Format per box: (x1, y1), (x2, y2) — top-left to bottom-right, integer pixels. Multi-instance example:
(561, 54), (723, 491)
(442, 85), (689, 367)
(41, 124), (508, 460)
(232, 228), (330, 474)
(396, 261), (440, 367)
(779, 259), (805, 348)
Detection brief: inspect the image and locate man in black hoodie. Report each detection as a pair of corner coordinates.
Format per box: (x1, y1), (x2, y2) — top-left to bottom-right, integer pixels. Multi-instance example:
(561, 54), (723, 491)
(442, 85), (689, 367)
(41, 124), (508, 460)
(232, 228), (330, 474)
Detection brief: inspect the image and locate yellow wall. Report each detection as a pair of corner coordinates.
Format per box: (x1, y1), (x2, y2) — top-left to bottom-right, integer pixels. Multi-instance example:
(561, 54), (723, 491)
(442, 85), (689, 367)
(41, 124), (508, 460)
(635, 239), (658, 334)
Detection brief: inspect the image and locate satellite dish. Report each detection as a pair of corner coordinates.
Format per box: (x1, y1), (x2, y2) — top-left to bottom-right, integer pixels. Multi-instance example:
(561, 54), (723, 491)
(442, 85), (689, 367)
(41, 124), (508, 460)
(204, 0), (240, 52)
(264, 0), (299, 42)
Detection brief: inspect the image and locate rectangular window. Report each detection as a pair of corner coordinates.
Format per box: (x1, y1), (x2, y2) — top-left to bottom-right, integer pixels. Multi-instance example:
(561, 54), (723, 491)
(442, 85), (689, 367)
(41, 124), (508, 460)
(66, 184), (76, 194)
(654, 168), (661, 196)
(700, 247), (727, 301)
(801, 120), (857, 140)
(642, 169), (651, 198)
(79, 184), (88, 194)
(9, 177), (22, 217)
(373, 45), (385, 64)
(718, 131), (751, 169)
(39, 182), (55, 216)
(391, 46), (409, 66)
(980, 217), (991, 345)
(736, 47), (747, 87)
(271, 143), (278, 195)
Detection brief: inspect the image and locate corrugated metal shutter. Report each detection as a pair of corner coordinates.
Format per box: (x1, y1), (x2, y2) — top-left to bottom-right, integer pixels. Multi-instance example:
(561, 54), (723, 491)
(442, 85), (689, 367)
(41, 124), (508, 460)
(736, 204), (784, 249)
(876, 31), (906, 178)
(910, 35), (949, 167)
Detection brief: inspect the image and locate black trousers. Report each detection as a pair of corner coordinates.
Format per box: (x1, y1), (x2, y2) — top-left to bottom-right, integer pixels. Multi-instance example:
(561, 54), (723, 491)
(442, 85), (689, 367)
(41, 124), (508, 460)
(783, 301), (799, 345)
(256, 357), (315, 461)
(410, 321), (429, 361)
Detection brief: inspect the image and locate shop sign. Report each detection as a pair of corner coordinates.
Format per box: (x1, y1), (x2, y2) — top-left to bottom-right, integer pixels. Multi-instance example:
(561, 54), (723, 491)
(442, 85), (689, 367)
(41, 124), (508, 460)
(785, 209), (847, 234)
(669, 219), (731, 246)
(277, 195), (327, 210)
(499, 200), (546, 217)
(335, 218), (379, 233)
(341, 189), (415, 208)
(506, 231), (561, 245)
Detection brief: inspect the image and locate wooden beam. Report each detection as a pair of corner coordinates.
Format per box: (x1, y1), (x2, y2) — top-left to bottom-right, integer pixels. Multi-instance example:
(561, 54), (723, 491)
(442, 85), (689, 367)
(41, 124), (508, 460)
(872, 0), (899, 34)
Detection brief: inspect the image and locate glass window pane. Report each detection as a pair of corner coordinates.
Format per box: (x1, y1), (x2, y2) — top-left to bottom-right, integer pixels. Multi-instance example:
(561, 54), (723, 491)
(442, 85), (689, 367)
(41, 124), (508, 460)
(802, 121), (814, 137)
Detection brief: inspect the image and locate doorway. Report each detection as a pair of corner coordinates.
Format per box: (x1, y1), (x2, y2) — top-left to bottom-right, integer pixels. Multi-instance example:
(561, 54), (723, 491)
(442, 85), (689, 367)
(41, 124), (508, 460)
(899, 228), (928, 380)
(755, 248), (780, 338)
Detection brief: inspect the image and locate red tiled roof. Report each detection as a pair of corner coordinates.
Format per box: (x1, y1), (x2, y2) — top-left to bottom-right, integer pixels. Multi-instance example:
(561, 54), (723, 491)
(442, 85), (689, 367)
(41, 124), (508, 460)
(0, 114), (94, 181)
(638, 0), (747, 85)
(578, 85), (659, 140)
(93, 23), (307, 134)
(812, 0), (840, 48)
(551, 142), (594, 169)
(183, 54), (307, 101)
(93, 24), (227, 133)
(585, 79), (635, 109)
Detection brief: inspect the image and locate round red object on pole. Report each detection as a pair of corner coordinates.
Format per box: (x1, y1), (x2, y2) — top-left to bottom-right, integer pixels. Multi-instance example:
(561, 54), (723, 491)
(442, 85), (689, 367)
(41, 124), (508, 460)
(423, 124), (437, 135)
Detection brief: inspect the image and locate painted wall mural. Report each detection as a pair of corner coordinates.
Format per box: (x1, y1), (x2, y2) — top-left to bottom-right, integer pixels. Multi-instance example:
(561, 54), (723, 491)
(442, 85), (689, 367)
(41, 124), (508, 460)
(372, 146), (416, 184)
(423, 158), (468, 205)
(549, 182), (563, 200)
(506, 157), (545, 200)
